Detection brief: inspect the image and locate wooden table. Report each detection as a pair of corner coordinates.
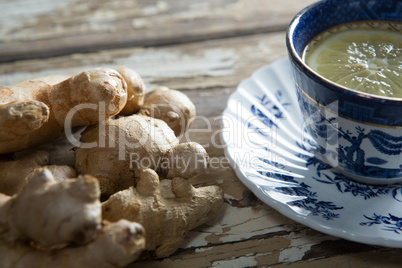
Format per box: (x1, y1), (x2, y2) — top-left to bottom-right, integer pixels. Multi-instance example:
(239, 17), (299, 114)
(1, 0), (402, 267)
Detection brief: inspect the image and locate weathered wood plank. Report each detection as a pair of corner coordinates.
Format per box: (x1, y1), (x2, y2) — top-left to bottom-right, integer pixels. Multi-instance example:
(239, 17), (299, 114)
(0, 0), (315, 62)
(134, 228), (391, 267)
(0, 31), (287, 90)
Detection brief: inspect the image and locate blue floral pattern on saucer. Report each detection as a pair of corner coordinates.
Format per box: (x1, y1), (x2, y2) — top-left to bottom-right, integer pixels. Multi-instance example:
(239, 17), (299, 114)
(221, 58), (402, 248)
(361, 214), (402, 234)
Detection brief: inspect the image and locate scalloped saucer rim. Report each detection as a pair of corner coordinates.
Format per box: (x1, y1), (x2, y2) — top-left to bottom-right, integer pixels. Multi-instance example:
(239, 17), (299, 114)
(221, 57), (402, 248)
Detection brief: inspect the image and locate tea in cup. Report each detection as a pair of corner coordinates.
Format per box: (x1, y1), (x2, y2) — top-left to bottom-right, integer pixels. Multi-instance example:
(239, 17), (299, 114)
(287, 0), (402, 184)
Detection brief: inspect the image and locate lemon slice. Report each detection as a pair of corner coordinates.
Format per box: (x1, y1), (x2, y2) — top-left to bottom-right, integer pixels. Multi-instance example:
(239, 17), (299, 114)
(303, 25), (402, 98)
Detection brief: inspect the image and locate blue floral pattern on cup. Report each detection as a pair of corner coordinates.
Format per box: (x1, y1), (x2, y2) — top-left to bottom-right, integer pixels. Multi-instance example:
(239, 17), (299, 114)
(287, 0), (402, 184)
(297, 89), (402, 182)
(296, 142), (402, 201)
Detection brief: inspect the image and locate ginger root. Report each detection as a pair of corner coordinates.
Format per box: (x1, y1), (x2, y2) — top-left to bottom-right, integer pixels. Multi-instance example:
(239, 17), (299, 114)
(114, 66), (146, 115)
(102, 169), (223, 258)
(0, 68), (127, 154)
(0, 168), (102, 247)
(0, 150), (76, 196)
(0, 101), (49, 139)
(139, 87), (195, 136)
(0, 168), (145, 268)
(75, 114), (208, 195)
(0, 219), (145, 268)
(34, 66), (146, 116)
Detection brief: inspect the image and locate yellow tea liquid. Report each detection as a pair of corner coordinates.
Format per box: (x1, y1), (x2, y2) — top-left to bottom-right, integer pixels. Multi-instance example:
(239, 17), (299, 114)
(303, 21), (402, 98)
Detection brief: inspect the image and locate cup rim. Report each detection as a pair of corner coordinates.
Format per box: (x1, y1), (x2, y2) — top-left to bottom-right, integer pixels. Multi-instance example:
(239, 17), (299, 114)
(286, 0), (402, 104)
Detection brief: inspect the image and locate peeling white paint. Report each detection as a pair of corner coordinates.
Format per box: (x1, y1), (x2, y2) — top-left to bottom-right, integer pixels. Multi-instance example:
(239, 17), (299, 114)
(132, 18), (152, 29)
(181, 203), (290, 249)
(116, 48), (236, 79)
(278, 230), (339, 263)
(130, 0), (273, 24)
(0, 47), (236, 87)
(189, 2), (211, 12)
(0, 0), (96, 42)
(87, 9), (117, 22)
(0, 0), (78, 28)
(0, 0), (81, 42)
(211, 255), (258, 268)
(199, 252), (274, 268)
(195, 247), (214, 253)
(141, 1), (169, 16)
(0, 0), (170, 42)
(0, 0), (313, 43)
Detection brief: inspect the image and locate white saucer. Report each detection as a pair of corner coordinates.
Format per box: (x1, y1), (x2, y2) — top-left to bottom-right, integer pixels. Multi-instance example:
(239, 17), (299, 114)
(221, 57), (402, 248)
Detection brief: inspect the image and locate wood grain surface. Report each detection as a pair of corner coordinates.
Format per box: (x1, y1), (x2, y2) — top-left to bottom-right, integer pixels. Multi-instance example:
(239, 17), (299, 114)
(2, 0), (402, 267)
(0, 0), (313, 62)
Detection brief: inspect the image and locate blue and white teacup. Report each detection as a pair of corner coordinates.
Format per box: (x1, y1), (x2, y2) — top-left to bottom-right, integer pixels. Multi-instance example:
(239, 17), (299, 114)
(286, 0), (402, 184)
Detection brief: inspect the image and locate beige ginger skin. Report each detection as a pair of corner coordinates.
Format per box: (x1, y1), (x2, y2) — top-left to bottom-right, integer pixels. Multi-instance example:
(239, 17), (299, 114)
(114, 66), (146, 115)
(0, 168), (145, 268)
(139, 86), (195, 137)
(0, 68), (128, 154)
(75, 87), (202, 195)
(0, 169), (102, 247)
(75, 114), (209, 195)
(0, 220), (145, 268)
(0, 150), (76, 196)
(34, 66), (146, 116)
(102, 169), (224, 258)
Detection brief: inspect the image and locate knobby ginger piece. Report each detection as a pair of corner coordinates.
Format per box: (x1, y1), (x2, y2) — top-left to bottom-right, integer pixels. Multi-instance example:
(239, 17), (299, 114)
(0, 220), (145, 268)
(114, 66), (146, 115)
(139, 87), (195, 137)
(0, 68), (127, 154)
(0, 168), (145, 268)
(0, 169), (102, 247)
(0, 150), (76, 196)
(102, 169), (224, 258)
(35, 66), (146, 116)
(75, 114), (208, 195)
